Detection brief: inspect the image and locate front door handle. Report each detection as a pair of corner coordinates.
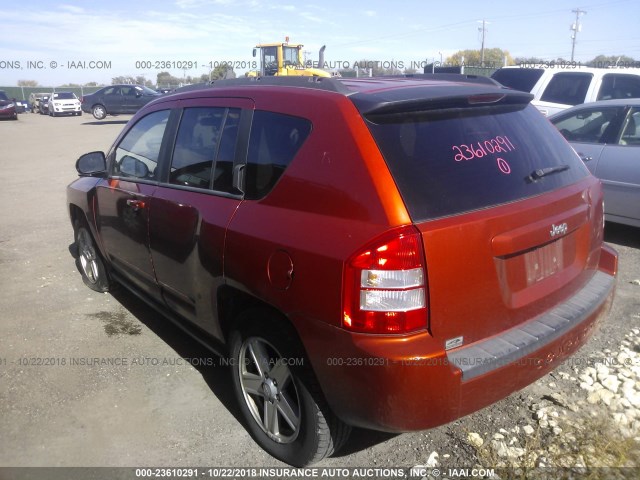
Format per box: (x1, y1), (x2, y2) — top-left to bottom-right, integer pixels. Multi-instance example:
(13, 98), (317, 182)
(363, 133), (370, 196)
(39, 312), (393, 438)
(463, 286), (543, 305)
(578, 153), (593, 162)
(126, 199), (146, 211)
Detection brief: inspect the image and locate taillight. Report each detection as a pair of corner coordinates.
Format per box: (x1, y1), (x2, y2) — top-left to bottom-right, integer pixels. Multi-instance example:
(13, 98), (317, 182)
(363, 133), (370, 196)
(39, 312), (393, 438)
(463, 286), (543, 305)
(343, 225), (428, 334)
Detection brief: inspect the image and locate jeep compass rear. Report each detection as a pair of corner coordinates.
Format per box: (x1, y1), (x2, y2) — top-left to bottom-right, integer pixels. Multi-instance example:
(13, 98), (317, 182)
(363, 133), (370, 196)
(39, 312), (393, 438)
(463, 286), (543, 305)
(67, 75), (617, 467)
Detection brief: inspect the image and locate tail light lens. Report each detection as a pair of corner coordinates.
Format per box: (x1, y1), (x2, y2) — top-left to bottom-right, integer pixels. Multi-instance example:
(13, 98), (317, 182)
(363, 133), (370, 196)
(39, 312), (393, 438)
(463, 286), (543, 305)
(343, 225), (428, 334)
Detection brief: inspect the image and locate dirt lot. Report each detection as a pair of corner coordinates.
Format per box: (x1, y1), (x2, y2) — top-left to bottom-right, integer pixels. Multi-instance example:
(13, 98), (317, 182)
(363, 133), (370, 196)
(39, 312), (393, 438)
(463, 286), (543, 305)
(1, 112), (639, 475)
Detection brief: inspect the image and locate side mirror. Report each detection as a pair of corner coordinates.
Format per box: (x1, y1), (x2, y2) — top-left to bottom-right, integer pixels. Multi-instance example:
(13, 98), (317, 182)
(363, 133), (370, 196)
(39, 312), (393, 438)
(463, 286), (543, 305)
(76, 151), (107, 176)
(252, 48), (257, 58)
(120, 155), (149, 178)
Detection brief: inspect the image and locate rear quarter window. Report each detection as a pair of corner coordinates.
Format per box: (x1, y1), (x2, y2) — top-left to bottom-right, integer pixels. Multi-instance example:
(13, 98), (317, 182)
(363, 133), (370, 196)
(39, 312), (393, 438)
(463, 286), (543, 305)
(244, 111), (311, 200)
(366, 104), (590, 221)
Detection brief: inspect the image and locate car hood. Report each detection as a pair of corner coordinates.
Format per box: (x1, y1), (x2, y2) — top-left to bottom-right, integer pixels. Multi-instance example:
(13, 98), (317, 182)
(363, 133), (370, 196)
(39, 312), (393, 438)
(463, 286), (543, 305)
(0, 99), (13, 107)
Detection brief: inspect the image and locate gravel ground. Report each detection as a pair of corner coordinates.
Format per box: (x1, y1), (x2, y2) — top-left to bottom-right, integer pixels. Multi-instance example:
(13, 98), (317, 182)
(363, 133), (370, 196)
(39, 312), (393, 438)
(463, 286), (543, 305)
(0, 112), (638, 479)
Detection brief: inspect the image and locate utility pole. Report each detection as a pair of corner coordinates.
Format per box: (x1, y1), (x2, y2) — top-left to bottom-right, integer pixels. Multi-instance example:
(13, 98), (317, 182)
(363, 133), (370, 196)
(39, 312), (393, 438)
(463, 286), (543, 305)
(478, 20), (489, 67)
(570, 8), (586, 62)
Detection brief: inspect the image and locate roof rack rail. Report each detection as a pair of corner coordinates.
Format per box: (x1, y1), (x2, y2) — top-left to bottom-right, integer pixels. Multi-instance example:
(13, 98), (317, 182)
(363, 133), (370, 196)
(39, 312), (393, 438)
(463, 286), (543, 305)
(171, 73), (499, 96)
(173, 76), (351, 95)
(376, 73), (500, 86)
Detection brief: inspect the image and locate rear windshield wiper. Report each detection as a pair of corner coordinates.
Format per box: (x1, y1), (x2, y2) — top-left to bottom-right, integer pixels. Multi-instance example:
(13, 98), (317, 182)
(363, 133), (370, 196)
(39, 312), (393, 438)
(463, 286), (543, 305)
(528, 164), (570, 181)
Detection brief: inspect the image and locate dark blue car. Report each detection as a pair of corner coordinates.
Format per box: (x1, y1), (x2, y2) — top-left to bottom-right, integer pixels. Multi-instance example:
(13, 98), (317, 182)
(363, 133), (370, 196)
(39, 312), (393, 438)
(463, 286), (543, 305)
(81, 84), (160, 120)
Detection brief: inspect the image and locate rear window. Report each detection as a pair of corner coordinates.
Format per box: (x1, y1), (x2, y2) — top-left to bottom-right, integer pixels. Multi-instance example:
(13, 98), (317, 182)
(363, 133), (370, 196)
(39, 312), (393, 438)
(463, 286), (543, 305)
(365, 104), (589, 221)
(491, 68), (544, 92)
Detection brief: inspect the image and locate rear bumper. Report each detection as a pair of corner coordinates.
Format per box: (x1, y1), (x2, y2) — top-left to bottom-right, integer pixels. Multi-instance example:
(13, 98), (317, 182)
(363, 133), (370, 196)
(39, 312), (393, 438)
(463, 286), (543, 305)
(297, 245), (617, 432)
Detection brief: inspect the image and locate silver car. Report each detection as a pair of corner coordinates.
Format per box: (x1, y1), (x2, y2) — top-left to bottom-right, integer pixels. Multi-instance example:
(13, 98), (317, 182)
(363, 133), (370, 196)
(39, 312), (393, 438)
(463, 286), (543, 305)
(550, 98), (640, 228)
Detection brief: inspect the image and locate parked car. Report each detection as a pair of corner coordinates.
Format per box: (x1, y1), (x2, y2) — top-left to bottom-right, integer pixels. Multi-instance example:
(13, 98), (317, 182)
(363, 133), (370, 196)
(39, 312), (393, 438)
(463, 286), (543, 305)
(67, 75), (617, 466)
(28, 92), (51, 114)
(0, 90), (18, 120)
(48, 91), (82, 116)
(492, 66), (640, 116)
(14, 99), (29, 113)
(81, 84), (161, 120)
(550, 98), (640, 227)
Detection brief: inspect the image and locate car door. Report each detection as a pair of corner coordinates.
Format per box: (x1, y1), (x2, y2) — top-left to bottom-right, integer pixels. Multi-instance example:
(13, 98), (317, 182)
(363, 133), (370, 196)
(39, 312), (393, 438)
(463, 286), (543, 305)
(551, 105), (628, 174)
(594, 107), (640, 223)
(95, 108), (172, 299)
(101, 86), (124, 113)
(148, 98), (253, 338)
(119, 86), (140, 113)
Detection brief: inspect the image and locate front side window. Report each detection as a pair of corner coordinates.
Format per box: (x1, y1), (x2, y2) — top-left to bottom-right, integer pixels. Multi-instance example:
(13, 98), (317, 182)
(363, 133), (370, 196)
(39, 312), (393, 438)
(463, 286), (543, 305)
(245, 111), (311, 200)
(540, 72), (593, 105)
(120, 86), (137, 97)
(552, 107), (626, 144)
(113, 109), (170, 179)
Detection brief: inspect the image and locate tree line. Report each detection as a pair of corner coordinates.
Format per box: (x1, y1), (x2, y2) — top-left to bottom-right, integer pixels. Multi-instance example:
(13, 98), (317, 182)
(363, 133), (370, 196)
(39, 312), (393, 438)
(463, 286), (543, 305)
(15, 51), (639, 86)
(16, 64), (234, 88)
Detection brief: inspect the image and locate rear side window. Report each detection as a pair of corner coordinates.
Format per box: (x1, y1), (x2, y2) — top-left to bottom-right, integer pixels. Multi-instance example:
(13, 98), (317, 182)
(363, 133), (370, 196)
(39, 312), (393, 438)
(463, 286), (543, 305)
(540, 72), (592, 105)
(366, 104), (589, 221)
(170, 107), (225, 189)
(244, 111), (311, 200)
(597, 74), (640, 101)
(170, 107), (241, 191)
(491, 68), (544, 92)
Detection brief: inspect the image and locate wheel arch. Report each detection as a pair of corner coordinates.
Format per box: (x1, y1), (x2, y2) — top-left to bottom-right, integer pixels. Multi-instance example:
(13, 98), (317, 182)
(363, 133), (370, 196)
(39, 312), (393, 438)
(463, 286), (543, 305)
(217, 285), (298, 342)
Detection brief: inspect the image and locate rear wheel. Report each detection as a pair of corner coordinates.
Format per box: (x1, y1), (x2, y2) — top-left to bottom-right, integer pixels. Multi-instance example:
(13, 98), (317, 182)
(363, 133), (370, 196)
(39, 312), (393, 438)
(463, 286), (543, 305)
(74, 221), (111, 292)
(229, 310), (350, 466)
(92, 104), (106, 120)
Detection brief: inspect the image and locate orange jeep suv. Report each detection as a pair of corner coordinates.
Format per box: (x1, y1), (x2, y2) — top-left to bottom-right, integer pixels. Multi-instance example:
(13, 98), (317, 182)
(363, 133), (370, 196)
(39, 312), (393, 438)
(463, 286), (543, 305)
(67, 75), (618, 466)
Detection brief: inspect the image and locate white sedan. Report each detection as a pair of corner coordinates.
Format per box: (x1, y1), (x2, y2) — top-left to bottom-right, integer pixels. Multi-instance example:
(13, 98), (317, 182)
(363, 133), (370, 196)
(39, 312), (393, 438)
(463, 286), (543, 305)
(48, 92), (82, 117)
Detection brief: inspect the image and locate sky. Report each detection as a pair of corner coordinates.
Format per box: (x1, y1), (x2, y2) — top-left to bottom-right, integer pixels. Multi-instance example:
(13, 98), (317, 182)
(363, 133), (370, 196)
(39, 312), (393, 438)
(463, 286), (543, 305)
(0, 0), (638, 87)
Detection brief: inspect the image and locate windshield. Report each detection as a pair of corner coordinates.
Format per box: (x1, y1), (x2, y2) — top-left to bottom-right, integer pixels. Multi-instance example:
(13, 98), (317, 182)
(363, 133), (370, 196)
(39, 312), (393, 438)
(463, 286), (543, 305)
(139, 86), (161, 95)
(365, 104), (589, 221)
(52, 92), (77, 100)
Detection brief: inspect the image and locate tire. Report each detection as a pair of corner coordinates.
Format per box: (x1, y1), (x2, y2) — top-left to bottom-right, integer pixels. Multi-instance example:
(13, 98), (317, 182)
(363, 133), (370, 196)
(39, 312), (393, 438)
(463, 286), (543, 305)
(74, 221), (111, 292)
(92, 104), (107, 120)
(229, 310), (350, 466)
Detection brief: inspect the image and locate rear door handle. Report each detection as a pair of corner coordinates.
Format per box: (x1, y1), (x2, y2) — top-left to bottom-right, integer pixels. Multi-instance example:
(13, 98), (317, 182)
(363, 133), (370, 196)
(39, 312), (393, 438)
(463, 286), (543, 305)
(126, 199), (146, 211)
(578, 153), (593, 162)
